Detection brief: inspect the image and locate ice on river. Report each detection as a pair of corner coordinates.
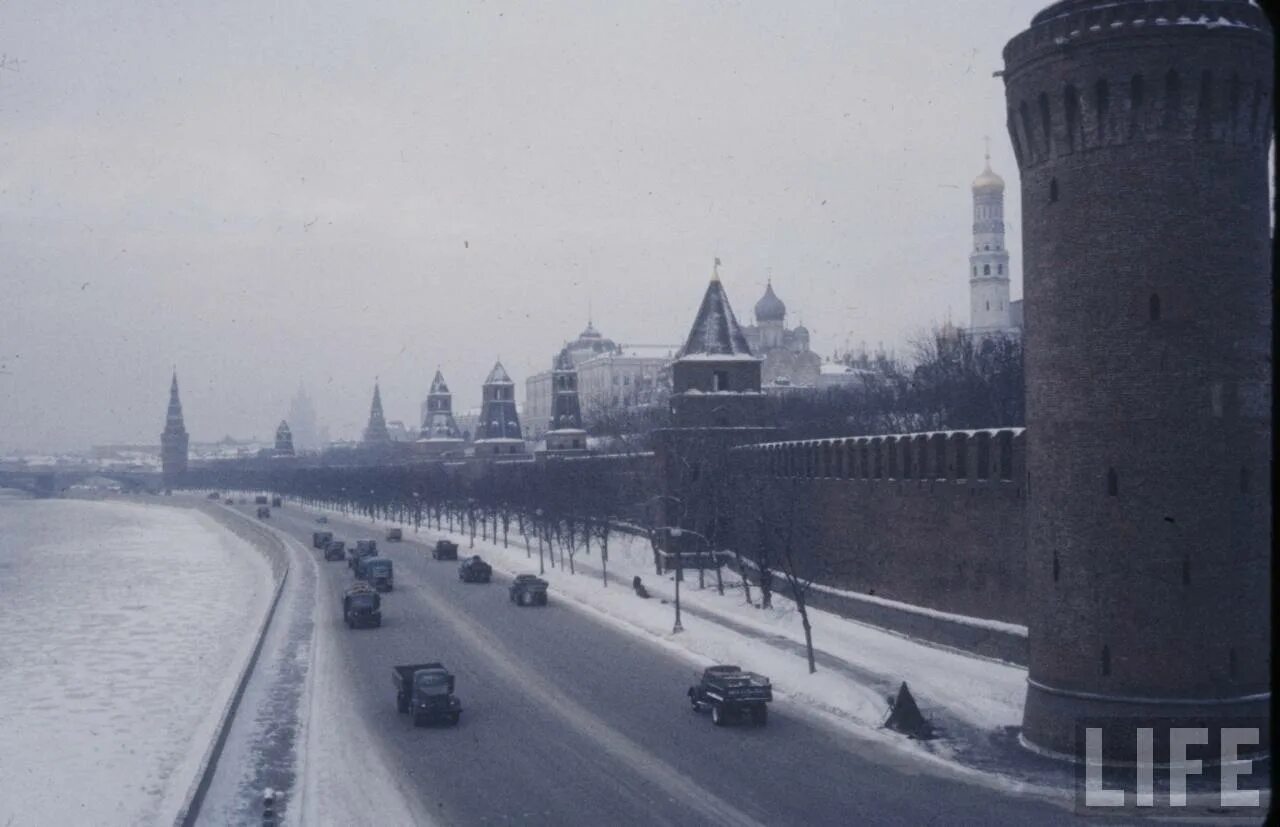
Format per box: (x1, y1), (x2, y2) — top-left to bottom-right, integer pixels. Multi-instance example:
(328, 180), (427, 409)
(0, 498), (273, 826)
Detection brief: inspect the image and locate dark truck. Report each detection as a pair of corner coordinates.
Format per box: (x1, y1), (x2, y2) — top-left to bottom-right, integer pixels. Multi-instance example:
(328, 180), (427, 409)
(254, 495), (268, 505)
(432, 540), (459, 561)
(393, 662), (461, 726)
(313, 530), (334, 549)
(324, 540), (346, 562)
(348, 540), (378, 570)
(458, 555), (492, 583)
(385, 527), (403, 542)
(257, 506), (271, 519)
(359, 557), (394, 591)
(271, 495), (282, 508)
(688, 665), (773, 726)
(509, 574), (548, 606)
(343, 584), (382, 628)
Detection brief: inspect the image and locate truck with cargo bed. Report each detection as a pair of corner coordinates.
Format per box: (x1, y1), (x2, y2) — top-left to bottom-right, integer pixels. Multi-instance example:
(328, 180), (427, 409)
(687, 665), (772, 726)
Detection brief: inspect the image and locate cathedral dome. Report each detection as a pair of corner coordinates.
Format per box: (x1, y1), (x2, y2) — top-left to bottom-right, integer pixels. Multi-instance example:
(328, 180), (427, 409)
(973, 162), (1005, 193)
(754, 282), (786, 323)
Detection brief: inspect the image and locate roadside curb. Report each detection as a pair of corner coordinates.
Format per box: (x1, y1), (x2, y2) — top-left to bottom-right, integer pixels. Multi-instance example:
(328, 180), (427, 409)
(171, 505), (290, 827)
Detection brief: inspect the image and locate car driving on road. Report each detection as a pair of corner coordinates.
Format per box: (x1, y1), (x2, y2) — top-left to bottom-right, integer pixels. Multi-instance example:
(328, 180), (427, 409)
(688, 665), (772, 726)
(394, 662), (461, 726)
(343, 583), (382, 629)
(458, 555), (492, 583)
(509, 574), (548, 606)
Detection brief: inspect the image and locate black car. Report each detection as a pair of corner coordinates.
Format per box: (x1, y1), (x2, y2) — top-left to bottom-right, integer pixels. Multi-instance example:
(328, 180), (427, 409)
(324, 540), (346, 562)
(509, 574), (548, 606)
(257, 506), (271, 519)
(458, 555), (492, 583)
(432, 540), (459, 561)
(688, 665), (772, 726)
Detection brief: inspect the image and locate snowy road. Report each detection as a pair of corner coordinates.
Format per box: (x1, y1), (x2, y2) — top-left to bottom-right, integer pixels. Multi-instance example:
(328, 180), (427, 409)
(255, 504), (1089, 826)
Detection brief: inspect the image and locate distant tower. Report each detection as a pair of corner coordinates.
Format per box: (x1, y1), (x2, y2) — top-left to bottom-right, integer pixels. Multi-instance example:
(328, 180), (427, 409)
(417, 370), (465, 456)
(969, 144), (1013, 336)
(544, 349), (587, 453)
(274, 420), (295, 457)
(361, 382), (391, 445)
(1005, 0), (1272, 759)
(753, 281), (787, 350)
(473, 362), (525, 457)
(160, 370), (189, 484)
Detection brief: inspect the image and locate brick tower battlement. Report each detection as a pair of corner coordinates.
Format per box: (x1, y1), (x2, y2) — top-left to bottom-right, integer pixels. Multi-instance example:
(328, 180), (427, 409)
(1004, 0), (1272, 760)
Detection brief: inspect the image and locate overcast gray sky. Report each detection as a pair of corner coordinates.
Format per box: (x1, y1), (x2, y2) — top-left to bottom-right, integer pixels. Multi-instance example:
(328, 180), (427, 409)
(1, 0), (1043, 451)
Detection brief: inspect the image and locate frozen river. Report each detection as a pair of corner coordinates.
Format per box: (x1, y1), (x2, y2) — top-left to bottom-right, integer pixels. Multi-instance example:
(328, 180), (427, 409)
(0, 496), (273, 826)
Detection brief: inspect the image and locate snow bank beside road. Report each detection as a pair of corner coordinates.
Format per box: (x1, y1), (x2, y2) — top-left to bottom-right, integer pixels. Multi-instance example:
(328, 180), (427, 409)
(0, 500), (273, 826)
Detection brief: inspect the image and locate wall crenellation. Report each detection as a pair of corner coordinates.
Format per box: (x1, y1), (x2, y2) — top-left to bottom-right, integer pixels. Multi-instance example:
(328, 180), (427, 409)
(737, 428), (1026, 488)
(1004, 3), (1272, 171)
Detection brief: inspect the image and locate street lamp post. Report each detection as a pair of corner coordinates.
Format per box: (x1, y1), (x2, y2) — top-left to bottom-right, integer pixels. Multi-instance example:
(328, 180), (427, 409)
(668, 527), (686, 633)
(535, 508), (545, 574)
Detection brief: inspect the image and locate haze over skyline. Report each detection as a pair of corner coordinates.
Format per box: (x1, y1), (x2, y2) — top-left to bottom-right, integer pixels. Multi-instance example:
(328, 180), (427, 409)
(1, 0), (1041, 452)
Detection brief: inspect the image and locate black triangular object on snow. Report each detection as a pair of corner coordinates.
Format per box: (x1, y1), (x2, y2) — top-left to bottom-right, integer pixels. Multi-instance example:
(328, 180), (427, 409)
(884, 681), (934, 740)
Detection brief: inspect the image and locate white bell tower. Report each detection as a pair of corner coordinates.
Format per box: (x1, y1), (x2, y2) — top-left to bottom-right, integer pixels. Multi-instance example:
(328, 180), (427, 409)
(969, 140), (1012, 336)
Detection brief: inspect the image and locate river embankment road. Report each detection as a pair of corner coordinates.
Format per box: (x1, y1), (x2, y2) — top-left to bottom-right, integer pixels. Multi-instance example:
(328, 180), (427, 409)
(242, 503), (1087, 826)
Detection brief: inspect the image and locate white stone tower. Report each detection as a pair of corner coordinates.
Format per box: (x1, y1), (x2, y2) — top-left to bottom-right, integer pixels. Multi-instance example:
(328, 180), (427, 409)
(969, 145), (1013, 336)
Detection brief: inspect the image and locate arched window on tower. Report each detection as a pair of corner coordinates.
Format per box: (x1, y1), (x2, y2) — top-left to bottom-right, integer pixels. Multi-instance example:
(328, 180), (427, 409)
(1095, 78), (1110, 143)
(1164, 69), (1182, 131)
(986, 301), (990, 311)
(1149, 293), (1161, 321)
(1228, 73), (1241, 135)
(973, 266), (977, 276)
(1101, 645), (1111, 677)
(1107, 468), (1118, 496)
(1038, 93), (1052, 156)
(998, 264), (1003, 275)
(1064, 84), (1079, 150)
(983, 264), (991, 275)
(1049, 178), (1059, 203)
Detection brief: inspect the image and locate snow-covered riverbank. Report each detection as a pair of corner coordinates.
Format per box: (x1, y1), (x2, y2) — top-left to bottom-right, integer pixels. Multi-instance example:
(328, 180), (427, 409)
(0, 499), (273, 826)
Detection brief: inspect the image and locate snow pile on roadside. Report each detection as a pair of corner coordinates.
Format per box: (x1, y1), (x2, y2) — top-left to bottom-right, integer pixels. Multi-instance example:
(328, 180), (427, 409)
(0, 499), (274, 825)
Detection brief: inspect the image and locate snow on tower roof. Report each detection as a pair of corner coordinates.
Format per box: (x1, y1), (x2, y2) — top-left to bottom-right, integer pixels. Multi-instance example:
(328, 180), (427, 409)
(484, 361), (514, 385)
(678, 268), (756, 360)
(428, 370), (451, 395)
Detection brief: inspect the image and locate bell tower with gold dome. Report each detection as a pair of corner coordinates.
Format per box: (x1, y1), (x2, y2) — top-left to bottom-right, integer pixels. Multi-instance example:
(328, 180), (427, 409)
(969, 143), (1014, 337)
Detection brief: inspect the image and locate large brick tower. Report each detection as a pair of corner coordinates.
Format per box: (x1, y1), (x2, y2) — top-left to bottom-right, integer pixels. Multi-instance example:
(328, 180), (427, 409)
(656, 262), (779, 546)
(544, 349), (587, 453)
(1003, 0), (1272, 758)
(160, 370), (189, 485)
(417, 370), (465, 457)
(473, 362), (525, 457)
(361, 381), (392, 446)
